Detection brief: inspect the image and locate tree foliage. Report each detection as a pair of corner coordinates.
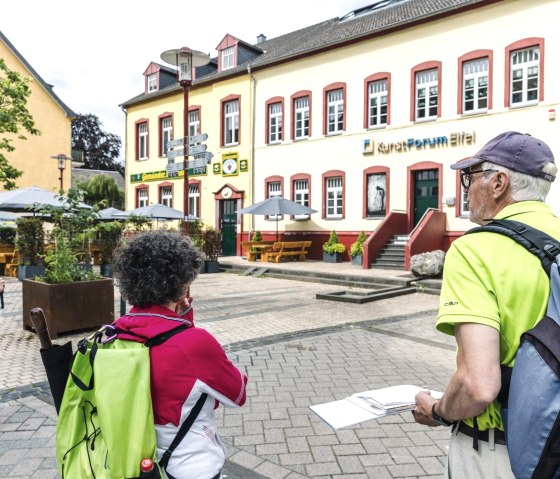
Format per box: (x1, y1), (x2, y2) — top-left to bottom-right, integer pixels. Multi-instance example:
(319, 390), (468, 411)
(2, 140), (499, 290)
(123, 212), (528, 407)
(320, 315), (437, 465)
(77, 174), (124, 209)
(0, 59), (39, 189)
(72, 114), (122, 172)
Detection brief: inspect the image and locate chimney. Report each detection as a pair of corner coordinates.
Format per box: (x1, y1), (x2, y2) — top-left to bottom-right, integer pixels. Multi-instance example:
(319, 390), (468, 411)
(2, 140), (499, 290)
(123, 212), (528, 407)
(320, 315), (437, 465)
(257, 34), (267, 44)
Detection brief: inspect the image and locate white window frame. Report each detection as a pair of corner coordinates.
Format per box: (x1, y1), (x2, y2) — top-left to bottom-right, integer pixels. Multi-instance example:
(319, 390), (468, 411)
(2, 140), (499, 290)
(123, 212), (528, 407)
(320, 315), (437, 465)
(138, 123), (148, 161)
(463, 58), (488, 114)
(267, 182), (282, 219)
(188, 184), (200, 218)
(161, 117), (172, 156)
(293, 179), (309, 220)
(147, 74), (157, 93)
(137, 188), (148, 207)
(511, 46), (539, 106)
(160, 186), (172, 207)
(221, 47), (234, 71)
(326, 176), (343, 219)
(294, 97), (309, 140)
(189, 110), (200, 139)
(415, 69), (438, 121)
(327, 89), (344, 134)
(460, 184), (469, 216)
(368, 79), (388, 128)
(224, 100), (239, 146)
(268, 103), (282, 144)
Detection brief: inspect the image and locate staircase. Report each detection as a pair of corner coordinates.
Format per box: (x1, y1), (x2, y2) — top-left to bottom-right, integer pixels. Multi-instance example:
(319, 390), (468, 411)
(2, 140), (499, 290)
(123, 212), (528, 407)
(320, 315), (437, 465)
(370, 235), (408, 270)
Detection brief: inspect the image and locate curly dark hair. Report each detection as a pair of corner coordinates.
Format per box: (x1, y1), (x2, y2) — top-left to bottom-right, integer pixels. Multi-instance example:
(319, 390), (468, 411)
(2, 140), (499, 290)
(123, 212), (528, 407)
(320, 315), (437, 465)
(113, 231), (203, 308)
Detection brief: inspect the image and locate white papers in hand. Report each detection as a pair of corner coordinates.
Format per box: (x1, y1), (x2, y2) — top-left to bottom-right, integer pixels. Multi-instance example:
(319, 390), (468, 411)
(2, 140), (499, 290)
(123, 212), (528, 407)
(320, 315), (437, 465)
(309, 385), (443, 429)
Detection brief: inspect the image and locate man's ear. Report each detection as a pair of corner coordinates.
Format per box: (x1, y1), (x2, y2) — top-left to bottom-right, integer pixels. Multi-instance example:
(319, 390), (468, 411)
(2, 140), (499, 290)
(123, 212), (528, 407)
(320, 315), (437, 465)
(492, 171), (510, 199)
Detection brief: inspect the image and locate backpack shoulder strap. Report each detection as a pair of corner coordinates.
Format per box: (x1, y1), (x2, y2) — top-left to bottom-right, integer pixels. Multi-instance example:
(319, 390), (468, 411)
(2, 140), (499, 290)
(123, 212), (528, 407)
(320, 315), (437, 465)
(145, 324), (189, 347)
(465, 219), (560, 276)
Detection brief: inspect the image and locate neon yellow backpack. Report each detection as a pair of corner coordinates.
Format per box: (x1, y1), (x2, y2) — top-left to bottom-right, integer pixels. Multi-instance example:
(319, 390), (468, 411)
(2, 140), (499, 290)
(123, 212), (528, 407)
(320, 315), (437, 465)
(56, 324), (204, 478)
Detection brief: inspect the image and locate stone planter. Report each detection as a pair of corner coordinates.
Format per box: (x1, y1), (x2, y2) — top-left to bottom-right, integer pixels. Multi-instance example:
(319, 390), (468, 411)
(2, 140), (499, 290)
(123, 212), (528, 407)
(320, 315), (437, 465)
(351, 254), (363, 266)
(17, 265), (46, 281)
(323, 252), (343, 263)
(22, 278), (114, 338)
(100, 263), (113, 278)
(204, 260), (220, 273)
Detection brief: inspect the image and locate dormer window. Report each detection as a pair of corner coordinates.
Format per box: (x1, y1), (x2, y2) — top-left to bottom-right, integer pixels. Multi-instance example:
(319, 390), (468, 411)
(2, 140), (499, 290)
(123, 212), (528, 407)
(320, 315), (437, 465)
(147, 73), (157, 93)
(221, 47), (234, 70)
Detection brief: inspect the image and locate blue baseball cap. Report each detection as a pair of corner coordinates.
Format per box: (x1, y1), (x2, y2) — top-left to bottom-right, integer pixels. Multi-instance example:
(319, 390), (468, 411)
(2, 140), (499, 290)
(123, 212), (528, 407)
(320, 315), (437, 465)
(450, 131), (556, 182)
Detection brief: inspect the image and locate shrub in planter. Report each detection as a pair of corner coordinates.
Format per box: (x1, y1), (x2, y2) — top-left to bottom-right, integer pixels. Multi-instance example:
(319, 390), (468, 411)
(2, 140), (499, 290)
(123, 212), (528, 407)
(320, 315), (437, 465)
(0, 226), (16, 246)
(95, 221), (125, 277)
(202, 227), (222, 273)
(322, 230), (345, 263)
(350, 230), (366, 265)
(16, 217), (46, 279)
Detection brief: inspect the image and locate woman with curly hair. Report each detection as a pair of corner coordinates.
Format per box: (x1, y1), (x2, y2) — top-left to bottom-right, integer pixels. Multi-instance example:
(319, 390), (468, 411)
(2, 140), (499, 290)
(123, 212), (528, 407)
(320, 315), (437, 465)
(112, 230), (247, 479)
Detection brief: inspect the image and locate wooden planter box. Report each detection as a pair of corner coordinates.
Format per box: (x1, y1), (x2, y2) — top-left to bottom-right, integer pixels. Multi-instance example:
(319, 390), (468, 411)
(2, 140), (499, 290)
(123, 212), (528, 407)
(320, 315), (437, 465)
(22, 278), (115, 338)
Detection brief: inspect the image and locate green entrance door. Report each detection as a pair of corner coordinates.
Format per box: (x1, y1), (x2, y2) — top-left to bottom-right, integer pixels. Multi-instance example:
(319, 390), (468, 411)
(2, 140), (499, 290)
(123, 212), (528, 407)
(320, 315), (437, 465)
(413, 170), (439, 225)
(220, 199), (237, 256)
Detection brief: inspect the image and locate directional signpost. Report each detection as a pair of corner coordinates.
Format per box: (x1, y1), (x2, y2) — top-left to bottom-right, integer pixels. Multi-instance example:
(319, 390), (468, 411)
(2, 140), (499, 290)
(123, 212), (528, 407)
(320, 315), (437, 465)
(188, 133), (208, 145)
(189, 144), (207, 155)
(165, 134), (213, 177)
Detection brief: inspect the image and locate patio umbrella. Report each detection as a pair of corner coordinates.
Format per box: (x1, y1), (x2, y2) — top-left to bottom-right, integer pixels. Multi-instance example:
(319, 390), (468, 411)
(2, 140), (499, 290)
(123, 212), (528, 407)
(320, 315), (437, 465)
(238, 196), (317, 240)
(113, 203), (184, 220)
(97, 207), (125, 221)
(0, 186), (91, 212)
(0, 211), (18, 222)
(29, 307), (72, 415)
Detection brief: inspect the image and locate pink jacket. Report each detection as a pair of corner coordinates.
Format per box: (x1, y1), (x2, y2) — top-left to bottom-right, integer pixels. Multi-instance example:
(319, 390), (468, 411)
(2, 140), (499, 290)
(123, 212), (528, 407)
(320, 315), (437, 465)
(114, 305), (247, 479)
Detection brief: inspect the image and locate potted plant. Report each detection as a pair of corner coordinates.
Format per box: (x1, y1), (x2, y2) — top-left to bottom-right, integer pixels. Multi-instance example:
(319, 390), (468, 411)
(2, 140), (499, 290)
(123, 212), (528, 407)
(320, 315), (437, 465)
(252, 230), (262, 242)
(95, 221), (125, 277)
(322, 230), (346, 263)
(350, 230), (366, 266)
(22, 188), (114, 338)
(15, 217), (45, 280)
(202, 226), (222, 273)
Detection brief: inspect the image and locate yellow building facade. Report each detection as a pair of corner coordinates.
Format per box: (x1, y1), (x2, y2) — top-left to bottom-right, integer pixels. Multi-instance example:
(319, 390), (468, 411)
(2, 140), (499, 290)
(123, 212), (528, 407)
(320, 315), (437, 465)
(0, 31), (75, 192)
(123, 0), (560, 266)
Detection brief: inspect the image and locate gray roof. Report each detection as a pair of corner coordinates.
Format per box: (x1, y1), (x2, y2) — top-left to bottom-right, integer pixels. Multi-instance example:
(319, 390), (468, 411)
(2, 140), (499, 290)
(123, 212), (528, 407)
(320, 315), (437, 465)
(0, 30), (76, 118)
(122, 0), (491, 107)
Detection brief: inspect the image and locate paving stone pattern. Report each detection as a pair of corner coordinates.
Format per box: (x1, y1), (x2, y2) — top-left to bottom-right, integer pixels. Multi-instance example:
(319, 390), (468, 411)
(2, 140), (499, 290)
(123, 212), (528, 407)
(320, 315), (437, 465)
(0, 270), (448, 478)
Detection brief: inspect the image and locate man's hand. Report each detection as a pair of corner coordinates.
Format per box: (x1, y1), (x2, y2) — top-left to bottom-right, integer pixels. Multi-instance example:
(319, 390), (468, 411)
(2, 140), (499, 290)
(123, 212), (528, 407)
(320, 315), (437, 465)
(412, 391), (439, 426)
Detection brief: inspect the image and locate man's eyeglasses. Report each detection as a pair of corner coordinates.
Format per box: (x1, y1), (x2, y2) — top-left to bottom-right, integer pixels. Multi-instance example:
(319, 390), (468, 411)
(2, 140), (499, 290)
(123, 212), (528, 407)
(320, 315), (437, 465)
(460, 169), (497, 190)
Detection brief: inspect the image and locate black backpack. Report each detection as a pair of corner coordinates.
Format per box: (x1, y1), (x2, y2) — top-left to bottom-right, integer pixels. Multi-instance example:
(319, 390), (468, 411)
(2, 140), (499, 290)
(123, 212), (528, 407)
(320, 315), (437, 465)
(467, 219), (560, 479)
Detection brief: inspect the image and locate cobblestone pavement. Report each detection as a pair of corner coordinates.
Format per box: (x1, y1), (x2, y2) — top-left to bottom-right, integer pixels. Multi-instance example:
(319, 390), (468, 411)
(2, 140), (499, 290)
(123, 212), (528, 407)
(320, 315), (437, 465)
(0, 266), (449, 478)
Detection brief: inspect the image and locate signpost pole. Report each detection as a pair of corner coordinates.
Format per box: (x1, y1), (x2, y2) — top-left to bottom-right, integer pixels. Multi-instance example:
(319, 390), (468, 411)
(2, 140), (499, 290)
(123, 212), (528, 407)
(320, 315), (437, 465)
(182, 81), (190, 236)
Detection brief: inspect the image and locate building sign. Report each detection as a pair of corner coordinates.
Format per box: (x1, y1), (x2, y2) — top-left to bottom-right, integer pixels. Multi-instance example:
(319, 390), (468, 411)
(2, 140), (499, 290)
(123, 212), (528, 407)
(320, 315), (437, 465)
(239, 159), (248, 172)
(362, 131), (476, 155)
(130, 167), (207, 183)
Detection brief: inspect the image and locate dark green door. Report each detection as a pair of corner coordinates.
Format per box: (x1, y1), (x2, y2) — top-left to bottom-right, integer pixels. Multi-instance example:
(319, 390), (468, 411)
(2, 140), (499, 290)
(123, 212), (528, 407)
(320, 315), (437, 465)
(414, 170), (438, 225)
(220, 199), (237, 256)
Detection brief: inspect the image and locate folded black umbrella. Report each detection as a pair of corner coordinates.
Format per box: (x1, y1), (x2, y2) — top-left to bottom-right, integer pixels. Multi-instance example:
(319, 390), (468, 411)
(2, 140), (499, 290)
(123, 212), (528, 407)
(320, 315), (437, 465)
(29, 308), (73, 415)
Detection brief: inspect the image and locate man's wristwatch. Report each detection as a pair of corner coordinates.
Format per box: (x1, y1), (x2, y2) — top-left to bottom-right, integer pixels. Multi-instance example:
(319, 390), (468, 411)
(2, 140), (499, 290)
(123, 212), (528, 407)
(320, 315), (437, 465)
(431, 402), (454, 427)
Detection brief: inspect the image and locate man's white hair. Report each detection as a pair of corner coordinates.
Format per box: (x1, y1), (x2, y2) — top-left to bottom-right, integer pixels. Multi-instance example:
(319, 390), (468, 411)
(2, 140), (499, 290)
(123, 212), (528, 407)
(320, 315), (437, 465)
(480, 160), (557, 202)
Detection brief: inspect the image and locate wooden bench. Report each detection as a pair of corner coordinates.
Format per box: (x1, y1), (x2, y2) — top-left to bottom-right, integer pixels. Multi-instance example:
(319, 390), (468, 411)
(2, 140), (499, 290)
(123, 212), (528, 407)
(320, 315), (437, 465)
(240, 241), (275, 261)
(263, 241), (312, 263)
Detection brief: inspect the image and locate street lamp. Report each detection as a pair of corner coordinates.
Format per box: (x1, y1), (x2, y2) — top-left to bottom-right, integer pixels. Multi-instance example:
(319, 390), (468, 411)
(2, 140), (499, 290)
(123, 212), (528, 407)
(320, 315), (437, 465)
(160, 47), (210, 235)
(50, 153), (72, 191)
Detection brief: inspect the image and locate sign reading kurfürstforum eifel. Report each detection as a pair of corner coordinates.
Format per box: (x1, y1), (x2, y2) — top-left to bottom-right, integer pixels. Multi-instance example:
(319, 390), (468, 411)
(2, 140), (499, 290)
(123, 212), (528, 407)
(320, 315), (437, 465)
(362, 130), (476, 155)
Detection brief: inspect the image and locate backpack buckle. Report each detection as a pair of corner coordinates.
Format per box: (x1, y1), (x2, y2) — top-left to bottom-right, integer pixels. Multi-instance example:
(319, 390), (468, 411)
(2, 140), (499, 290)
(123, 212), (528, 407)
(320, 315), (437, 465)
(544, 244), (560, 260)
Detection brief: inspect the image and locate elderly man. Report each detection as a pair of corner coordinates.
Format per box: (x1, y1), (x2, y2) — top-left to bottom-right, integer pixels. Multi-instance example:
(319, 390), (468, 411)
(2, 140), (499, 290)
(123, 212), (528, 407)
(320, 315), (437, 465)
(413, 131), (560, 478)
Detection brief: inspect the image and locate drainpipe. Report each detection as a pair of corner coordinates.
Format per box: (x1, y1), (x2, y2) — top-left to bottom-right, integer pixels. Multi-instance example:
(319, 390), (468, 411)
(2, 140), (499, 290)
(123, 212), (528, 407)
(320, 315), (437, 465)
(247, 64), (256, 233)
(120, 104), (128, 210)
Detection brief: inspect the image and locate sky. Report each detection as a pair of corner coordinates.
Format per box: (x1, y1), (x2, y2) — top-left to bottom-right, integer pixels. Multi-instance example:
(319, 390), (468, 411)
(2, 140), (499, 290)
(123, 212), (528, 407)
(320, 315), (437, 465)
(1, 0), (368, 163)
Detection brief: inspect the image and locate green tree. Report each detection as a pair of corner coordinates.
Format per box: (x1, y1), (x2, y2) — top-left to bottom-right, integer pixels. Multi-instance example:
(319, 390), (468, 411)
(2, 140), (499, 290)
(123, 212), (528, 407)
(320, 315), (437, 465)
(77, 174), (124, 209)
(72, 114), (122, 172)
(0, 58), (39, 189)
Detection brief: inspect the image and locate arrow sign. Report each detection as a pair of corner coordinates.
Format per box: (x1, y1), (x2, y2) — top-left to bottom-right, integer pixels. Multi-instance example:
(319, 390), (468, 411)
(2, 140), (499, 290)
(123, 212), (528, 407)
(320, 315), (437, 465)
(166, 138), (184, 148)
(188, 133), (208, 145)
(166, 149), (184, 159)
(194, 152), (214, 163)
(189, 157), (208, 169)
(189, 144), (208, 155)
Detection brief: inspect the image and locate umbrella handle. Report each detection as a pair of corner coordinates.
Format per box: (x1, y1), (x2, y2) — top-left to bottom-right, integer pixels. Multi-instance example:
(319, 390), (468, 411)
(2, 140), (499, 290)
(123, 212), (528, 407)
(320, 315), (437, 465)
(29, 307), (53, 350)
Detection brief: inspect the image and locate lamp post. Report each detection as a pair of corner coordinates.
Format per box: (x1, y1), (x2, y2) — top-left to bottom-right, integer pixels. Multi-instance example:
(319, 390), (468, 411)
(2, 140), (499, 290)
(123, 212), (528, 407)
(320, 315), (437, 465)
(160, 47), (210, 236)
(50, 154), (72, 191)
